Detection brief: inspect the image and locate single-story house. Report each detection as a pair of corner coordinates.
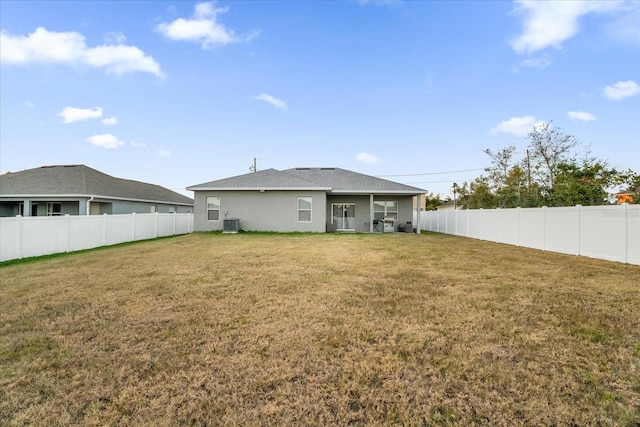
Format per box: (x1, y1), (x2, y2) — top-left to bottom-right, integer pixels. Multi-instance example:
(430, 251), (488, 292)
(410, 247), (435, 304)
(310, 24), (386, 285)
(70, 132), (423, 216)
(0, 164), (193, 217)
(187, 167), (425, 233)
(436, 200), (459, 211)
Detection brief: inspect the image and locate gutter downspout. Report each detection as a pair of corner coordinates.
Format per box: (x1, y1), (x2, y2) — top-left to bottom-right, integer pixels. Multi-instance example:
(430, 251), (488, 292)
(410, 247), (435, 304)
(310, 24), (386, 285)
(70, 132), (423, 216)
(86, 196), (94, 215)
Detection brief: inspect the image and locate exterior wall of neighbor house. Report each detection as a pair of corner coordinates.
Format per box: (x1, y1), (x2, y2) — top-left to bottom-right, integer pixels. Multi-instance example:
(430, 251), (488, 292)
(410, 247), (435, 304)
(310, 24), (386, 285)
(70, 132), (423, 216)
(0, 199), (82, 217)
(1, 197), (192, 217)
(108, 200), (190, 214)
(193, 190), (327, 232)
(326, 195), (415, 232)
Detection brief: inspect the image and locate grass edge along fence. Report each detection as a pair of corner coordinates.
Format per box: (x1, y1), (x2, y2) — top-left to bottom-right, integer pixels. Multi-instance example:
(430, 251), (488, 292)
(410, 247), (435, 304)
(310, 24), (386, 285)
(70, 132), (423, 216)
(415, 204), (640, 265)
(0, 212), (194, 262)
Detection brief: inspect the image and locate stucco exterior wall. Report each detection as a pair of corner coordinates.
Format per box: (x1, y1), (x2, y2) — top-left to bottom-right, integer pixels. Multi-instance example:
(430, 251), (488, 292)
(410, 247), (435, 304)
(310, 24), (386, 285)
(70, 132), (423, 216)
(193, 190), (327, 232)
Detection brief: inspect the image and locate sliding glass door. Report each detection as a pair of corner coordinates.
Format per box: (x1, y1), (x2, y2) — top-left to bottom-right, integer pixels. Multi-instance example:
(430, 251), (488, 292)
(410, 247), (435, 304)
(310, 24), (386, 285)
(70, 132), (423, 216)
(332, 204), (355, 231)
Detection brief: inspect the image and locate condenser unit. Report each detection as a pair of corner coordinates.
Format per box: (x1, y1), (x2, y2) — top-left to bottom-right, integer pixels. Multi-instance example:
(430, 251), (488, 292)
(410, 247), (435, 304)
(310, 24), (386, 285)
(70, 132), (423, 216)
(223, 218), (241, 233)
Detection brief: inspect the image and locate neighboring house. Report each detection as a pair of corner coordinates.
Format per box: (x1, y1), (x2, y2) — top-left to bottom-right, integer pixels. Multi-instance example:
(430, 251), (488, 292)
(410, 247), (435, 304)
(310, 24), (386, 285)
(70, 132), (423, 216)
(614, 191), (635, 205)
(436, 200), (458, 211)
(0, 165), (193, 217)
(187, 167), (425, 233)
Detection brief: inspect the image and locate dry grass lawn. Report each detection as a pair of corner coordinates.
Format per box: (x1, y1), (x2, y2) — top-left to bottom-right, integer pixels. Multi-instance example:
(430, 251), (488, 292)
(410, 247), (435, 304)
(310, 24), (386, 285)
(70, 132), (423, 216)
(1, 232), (639, 426)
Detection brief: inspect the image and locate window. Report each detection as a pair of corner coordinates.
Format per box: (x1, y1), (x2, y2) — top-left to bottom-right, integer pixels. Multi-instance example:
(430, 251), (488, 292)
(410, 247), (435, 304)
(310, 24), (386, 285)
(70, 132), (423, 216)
(207, 196), (220, 221)
(46, 202), (62, 216)
(297, 197), (312, 222)
(374, 201), (398, 221)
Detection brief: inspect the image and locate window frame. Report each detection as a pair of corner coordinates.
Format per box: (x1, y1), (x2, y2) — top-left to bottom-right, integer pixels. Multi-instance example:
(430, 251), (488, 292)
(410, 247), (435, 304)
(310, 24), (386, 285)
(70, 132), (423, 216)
(206, 196), (221, 222)
(46, 202), (62, 216)
(297, 196), (312, 222)
(373, 201), (398, 220)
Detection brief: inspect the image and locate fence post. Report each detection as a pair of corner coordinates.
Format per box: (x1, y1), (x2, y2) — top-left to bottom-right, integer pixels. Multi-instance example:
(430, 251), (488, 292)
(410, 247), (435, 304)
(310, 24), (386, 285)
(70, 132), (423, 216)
(542, 206), (547, 251)
(466, 209), (470, 237)
(480, 208), (484, 240)
(65, 214), (70, 253)
(623, 203), (628, 264)
(131, 213), (136, 241)
(17, 215), (24, 259)
(516, 207), (521, 246)
(173, 212), (177, 235)
(155, 211), (159, 238)
(454, 208), (458, 236)
(103, 214), (108, 246)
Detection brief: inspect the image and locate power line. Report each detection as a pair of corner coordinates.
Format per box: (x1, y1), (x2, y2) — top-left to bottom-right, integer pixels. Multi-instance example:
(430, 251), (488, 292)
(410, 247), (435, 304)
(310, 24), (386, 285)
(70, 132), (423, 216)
(377, 167), (485, 177)
(401, 179), (470, 185)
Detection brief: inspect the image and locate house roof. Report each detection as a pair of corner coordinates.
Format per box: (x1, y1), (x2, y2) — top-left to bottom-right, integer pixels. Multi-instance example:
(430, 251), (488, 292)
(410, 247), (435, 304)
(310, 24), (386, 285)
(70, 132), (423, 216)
(0, 165), (193, 205)
(188, 167), (425, 194)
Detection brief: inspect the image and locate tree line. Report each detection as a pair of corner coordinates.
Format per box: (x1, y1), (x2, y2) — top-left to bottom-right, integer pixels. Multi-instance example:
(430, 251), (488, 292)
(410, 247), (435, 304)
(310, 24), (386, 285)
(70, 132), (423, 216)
(424, 122), (639, 210)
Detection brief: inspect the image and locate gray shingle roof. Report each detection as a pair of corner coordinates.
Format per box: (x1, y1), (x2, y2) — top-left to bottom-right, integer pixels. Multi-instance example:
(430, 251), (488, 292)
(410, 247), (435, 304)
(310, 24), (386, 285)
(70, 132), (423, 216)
(0, 165), (193, 205)
(187, 168), (331, 190)
(282, 167), (425, 193)
(188, 167), (425, 194)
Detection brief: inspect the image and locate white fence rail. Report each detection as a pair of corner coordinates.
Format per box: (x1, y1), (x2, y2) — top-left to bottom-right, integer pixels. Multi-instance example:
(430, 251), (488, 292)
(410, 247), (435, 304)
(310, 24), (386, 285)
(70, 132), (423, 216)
(415, 205), (640, 265)
(1, 213), (194, 262)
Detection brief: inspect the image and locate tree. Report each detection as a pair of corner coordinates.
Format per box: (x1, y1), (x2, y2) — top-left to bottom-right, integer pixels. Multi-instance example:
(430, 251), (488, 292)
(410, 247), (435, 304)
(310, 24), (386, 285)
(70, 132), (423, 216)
(422, 192), (443, 211)
(526, 121), (579, 194)
(456, 177), (496, 209)
(549, 160), (616, 206)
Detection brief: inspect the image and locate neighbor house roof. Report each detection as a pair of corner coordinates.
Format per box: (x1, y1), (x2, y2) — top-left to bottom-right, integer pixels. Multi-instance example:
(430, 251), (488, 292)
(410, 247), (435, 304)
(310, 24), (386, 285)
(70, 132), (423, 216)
(188, 167), (425, 194)
(0, 165), (193, 205)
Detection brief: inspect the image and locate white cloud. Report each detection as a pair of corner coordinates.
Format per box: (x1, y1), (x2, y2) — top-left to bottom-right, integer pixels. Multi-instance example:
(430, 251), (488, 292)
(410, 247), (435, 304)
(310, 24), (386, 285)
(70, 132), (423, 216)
(87, 133), (124, 149)
(156, 1), (254, 49)
(24, 101), (35, 108)
(0, 27), (162, 77)
(103, 32), (126, 45)
(131, 141), (147, 148)
(518, 54), (552, 70)
(510, 1), (621, 54)
(255, 93), (288, 111)
(603, 80), (640, 100)
(59, 106), (103, 123)
(102, 117), (117, 125)
(355, 152), (381, 164)
(568, 111), (597, 122)
(490, 116), (546, 137)
(605, 2), (640, 46)
(157, 149), (171, 157)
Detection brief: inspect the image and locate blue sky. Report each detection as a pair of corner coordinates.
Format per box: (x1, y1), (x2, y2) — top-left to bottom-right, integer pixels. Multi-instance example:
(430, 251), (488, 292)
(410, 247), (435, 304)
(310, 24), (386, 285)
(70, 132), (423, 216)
(1, 0), (639, 198)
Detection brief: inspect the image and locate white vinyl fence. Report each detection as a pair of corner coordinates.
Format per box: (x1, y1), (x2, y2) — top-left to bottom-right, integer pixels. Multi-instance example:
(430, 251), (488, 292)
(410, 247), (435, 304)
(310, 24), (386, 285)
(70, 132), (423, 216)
(415, 205), (640, 265)
(0, 212), (194, 262)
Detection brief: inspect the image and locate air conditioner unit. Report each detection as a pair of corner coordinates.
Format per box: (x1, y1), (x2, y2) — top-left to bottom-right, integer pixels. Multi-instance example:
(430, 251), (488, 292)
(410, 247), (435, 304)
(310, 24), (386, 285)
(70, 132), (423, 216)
(223, 218), (241, 233)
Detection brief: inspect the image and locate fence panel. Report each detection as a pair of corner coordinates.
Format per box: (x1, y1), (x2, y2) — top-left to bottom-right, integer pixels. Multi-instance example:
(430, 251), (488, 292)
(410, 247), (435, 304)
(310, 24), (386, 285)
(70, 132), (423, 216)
(455, 210), (468, 237)
(498, 209), (519, 245)
(545, 207), (579, 255)
(105, 215), (135, 245)
(518, 208), (545, 250)
(418, 205), (638, 265)
(133, 214), (156, 241)
(22, 216), (67, 258)
(0, 218), (21, 261)
(67, 215), (104, 252)
(1, 213), (193, 262)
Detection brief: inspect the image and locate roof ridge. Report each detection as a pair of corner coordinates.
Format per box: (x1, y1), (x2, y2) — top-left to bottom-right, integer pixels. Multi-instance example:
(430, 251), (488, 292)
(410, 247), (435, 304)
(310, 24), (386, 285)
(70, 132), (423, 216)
(277, 168), (331, 188)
